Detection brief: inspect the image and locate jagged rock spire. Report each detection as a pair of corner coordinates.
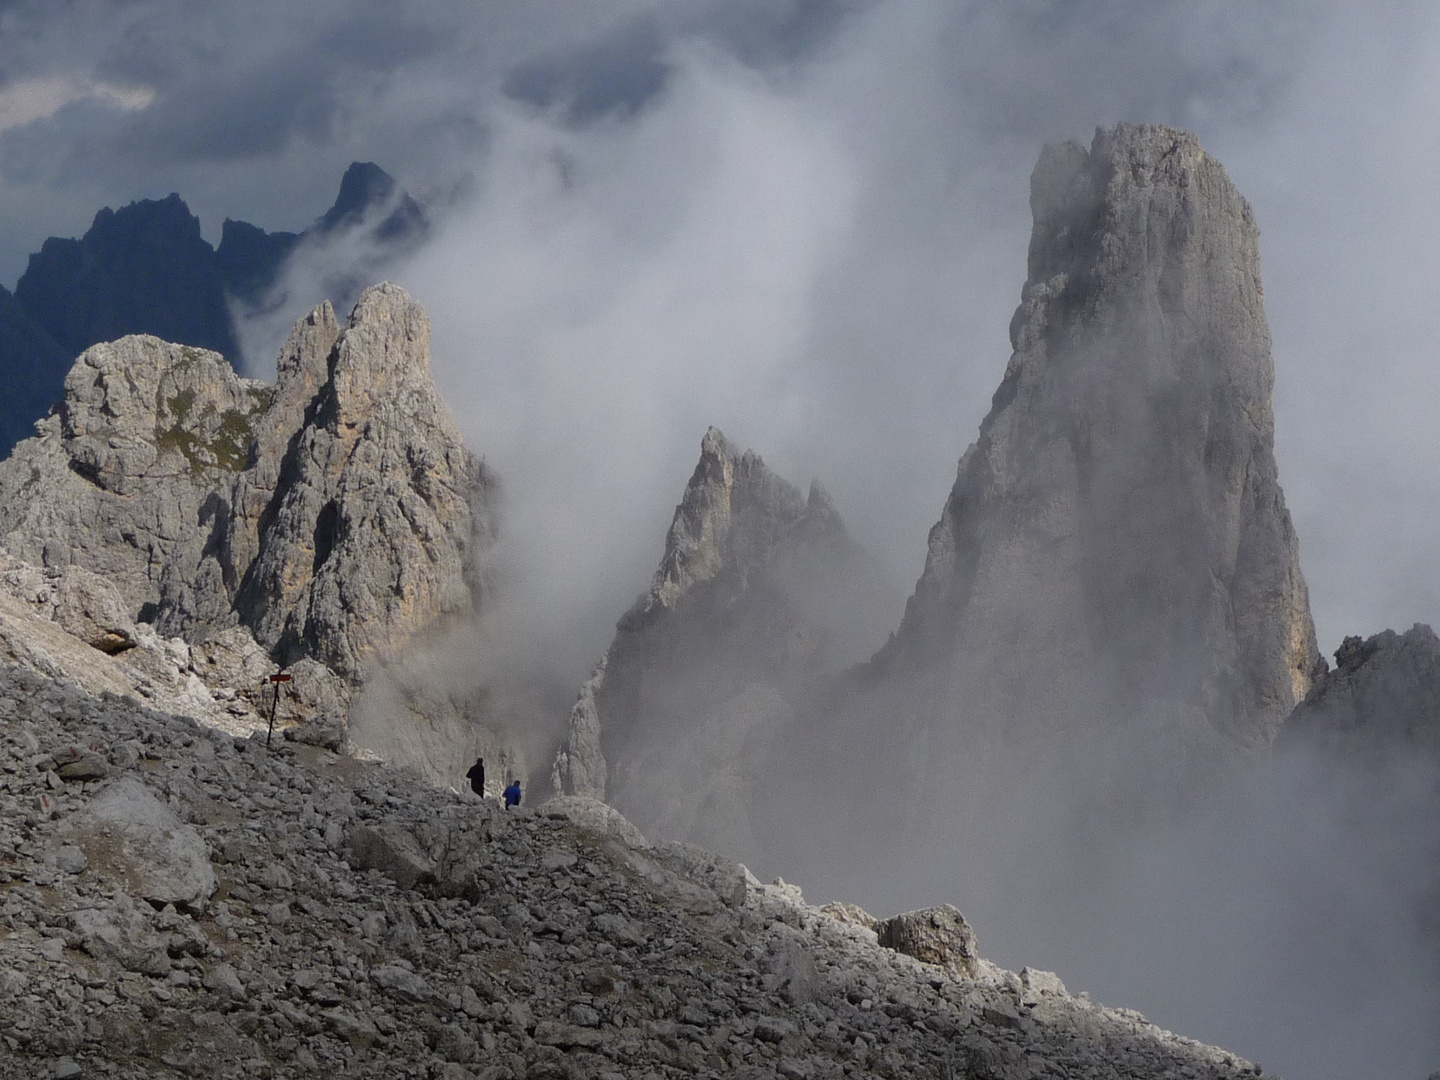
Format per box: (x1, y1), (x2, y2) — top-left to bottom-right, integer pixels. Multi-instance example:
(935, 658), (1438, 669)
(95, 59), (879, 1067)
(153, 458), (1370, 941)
(883, 123), (1319, 756)
(236, 283), (488, 678)
(553, 426), (895, 861)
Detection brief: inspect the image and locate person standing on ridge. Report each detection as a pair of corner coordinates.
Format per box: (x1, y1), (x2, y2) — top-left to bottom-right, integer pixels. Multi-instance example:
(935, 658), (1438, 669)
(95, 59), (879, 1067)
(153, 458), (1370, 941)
(465, 756), (485, 797)
(503, 779), (522, 808)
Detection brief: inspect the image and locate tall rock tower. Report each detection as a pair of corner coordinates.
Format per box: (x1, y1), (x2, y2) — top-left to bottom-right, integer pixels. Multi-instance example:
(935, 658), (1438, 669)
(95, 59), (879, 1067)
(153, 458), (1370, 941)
(818, 125), (1321, 846)
(554, 428), (897, 863)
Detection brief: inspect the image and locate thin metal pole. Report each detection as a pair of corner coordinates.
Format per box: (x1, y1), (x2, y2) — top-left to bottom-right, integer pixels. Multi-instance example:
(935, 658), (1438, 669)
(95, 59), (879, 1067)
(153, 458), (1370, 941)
(266, 679), (281, 748)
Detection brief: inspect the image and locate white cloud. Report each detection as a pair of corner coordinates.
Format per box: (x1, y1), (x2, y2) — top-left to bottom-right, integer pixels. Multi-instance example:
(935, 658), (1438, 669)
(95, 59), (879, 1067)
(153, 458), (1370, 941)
(0, 77), (154, 133)
(401, 48), (859, 672)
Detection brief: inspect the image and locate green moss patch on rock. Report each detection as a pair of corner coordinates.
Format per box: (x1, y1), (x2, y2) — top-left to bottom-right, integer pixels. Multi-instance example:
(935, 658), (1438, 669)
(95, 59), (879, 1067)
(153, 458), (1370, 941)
(154, 385), (269, 475)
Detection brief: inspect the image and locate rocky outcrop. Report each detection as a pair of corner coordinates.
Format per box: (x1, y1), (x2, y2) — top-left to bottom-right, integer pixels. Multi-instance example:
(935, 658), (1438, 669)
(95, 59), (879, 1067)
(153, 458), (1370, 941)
(0, 551), (137, 654)
(877, 905), (982, 979)
(1280, 625), (1440, 763)
(0, 542), (346, 741)
(235, 284), (486, 678)
(0, 285), (488, 713)
(553, 427), (896, 860)
(551, 658), (608, 799)
(0, 656), (1279, 1079)
(0, 332), (272, 634)
(847, 125), (1318, 800)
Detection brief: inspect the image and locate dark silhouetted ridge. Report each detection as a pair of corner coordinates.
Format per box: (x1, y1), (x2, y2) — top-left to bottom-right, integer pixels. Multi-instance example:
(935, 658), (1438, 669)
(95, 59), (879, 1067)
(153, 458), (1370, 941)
(14, 193), (238, 359)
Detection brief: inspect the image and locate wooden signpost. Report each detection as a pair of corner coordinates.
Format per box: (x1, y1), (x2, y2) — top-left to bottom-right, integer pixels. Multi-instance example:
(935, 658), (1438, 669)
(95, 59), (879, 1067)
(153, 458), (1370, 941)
(265, 672), (293, 748)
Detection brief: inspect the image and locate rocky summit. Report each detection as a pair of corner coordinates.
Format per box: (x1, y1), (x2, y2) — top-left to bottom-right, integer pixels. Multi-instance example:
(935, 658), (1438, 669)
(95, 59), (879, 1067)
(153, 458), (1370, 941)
(553, 427), (896, 865)
(782, 124), (1325, 858)
(0, 656), (1276, 1080)
(894, 122), (1319, 751)
(0, 283), (487, 686)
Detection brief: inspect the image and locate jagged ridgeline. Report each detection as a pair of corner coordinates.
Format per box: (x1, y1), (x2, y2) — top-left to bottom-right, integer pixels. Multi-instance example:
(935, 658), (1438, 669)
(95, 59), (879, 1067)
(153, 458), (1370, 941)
(0, 162), (426, 462)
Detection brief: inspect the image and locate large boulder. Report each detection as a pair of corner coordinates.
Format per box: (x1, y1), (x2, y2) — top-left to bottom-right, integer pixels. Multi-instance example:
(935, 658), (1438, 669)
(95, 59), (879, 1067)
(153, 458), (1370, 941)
(69, 895), (172, 977)
(62, 777), (217, 909)
(344, 823), (435, 890)
(877, 905), (981, 978)
(540, 795), (651, 851)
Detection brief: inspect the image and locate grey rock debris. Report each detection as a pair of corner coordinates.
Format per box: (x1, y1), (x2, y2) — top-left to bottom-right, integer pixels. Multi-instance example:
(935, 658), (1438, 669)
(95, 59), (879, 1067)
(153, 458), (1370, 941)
(0, 656), (1278, 1079)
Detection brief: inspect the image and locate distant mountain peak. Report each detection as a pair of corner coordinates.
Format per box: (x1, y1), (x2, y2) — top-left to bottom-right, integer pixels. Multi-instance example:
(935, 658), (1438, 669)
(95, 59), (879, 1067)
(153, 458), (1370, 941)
(318, 161), (400, 232)
(14, 191), (237, 360)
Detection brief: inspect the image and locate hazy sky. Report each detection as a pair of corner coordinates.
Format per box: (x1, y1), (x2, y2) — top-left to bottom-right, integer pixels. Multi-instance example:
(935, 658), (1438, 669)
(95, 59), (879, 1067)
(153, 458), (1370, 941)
(3, 3), (1438, 1076)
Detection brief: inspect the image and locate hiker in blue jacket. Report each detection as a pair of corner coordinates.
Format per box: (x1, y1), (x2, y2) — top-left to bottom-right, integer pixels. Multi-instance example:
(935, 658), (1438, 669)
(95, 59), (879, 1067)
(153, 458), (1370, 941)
(503, 779), (522, 808)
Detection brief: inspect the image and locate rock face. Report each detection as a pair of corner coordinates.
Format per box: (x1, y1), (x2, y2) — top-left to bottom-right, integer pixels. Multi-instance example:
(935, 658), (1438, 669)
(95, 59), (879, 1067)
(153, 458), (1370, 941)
(553, 427), (896, 861)
(0, 284), (488, 688)
(235, 284), (486, 678)
(844, 125), (1318, 817)
(1280, 625), (1440, 763)
(0, 655), (1279, 1080)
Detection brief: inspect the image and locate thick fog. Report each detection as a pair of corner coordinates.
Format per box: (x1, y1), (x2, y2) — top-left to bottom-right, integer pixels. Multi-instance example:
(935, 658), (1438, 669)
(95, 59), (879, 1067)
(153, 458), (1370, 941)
(3, 2), (1440, 1077)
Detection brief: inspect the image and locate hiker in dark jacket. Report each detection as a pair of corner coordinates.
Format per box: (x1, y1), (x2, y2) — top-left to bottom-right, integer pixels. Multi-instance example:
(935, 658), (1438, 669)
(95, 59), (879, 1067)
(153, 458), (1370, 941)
(503, 779), (522, 808)
(465, 756), (485, 796)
